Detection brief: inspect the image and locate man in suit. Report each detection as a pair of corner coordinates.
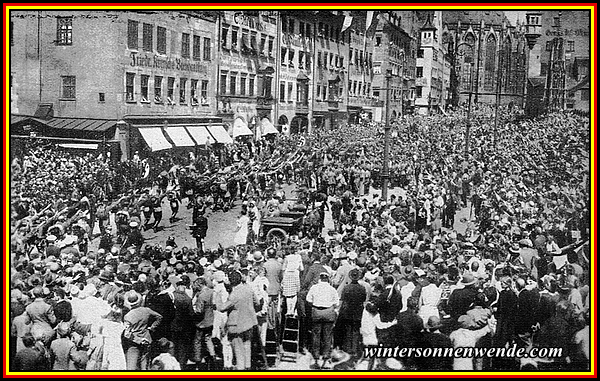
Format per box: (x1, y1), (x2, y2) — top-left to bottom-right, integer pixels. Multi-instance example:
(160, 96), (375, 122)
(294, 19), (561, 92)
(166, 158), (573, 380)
(219, 271), (259, 370)
(337, 269), (367, 357)
(299, 253), (328, 353)
(514, 277), (540, 348)
(373, 274), (403, 346)
(171, 277), (195, 368)
(447, 273), (479, 320)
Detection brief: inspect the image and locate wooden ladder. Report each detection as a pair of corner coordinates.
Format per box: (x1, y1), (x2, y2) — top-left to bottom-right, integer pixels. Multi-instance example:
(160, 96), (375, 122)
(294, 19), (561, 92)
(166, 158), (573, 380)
(280, 315), (300, 363)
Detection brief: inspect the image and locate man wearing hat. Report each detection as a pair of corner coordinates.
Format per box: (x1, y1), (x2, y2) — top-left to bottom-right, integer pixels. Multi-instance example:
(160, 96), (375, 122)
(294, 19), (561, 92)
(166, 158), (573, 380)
(171, 277), (195, 367)
(191, 209), (208, 251)
(337, 268), (366, 357)
(421, 316), (452, 370)
(331, 249), (355, 296)
(123, 221), (144, 253)
(449, 314), (491, 370)
(306, 272), (339, 369)
(447, 273), (479, 320)
(122, 290), (163, 370)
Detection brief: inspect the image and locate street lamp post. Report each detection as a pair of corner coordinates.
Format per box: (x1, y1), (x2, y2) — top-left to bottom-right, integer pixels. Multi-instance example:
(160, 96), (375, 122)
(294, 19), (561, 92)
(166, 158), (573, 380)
(449, 41), (474, 159)
(382, 69), (393, 201)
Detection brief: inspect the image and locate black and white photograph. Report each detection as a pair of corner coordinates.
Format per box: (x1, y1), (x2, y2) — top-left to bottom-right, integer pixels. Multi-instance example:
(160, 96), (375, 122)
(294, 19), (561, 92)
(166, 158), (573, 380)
(7, 6), (593, 374)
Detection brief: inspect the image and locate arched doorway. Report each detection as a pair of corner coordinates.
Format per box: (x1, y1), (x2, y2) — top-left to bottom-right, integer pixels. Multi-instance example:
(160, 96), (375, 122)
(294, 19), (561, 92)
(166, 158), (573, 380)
(277, 115), (289, 134)
(390, 110), (397, 121)
(290, 116), (309, 134)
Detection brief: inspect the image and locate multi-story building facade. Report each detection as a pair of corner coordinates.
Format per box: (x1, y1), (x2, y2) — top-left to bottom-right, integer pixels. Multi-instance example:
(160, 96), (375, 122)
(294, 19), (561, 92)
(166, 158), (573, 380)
(442, 11), (528, 109)
(216, 10), (279, 138)
(10, 10), (222, 158)
(415, 11), (449, 115)
(311, 11), (348, 130)
(275, 11), (314, 134)
(525, 10), (590, 113)
(345, 11), (376, 124)
(372, 11), (417, 121)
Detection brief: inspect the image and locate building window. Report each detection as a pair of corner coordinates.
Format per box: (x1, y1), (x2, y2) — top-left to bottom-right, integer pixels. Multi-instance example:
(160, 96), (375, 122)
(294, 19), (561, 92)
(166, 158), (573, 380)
(299, 21), (305, 36)
(340, 56), (344, 68)
(191, 79), (199, 105)
(289, 49), (295, 66)
(127, 20), (138, 50)
(201, 80), (208, 103)
(306, 24), (311, 38)
(193, 35), (201, 60)
(220, 71), (227, 95)
(581, 88), (590, 100)
(553, 16), (560, 27)
(280, 81), (286, 102)
(416, 67), (423, 78)
(281, 47), (287, 65)
(566, 40), (575, 53)
(141, 75), (149, 102)
(231, 27), (239, 50)
(56, 17), (73, 45)
(282, 17), (288, 34)
(417, 48), (424, 58)
(203, 37), (211, 60)
(167, 77), (175, 103)
(289, 19), (295, 34)
(98, 93), (105, 102)
(125, 73), (135, 102)
(546, 41), (552, 51)
(288, 82), (293, 102)
(157, 26), (167, 54)
(317, 52), (322, 67)
(154, 76), (163, 102)
(240, 74), (247, 96)
(268, 37), (275, 57)
(298, 51), (305, 69)
(143, 23), (153, 52)
(484, 34), (497, 92)
(250, 32), (258, 54)
(241, 29), (250, 53)
(433, 49), (438, 61)
(221, 24), (229, 49)
(249, 75), (255, 96)
(181, 33), (190, 58)
(260, 35), (266, 56)
(416, 86), (422, 98)
(229, 72), (237, 94)
(179, 78), (187, 103)
(375, 36), (381, 47)
(324, 24), (329, 39)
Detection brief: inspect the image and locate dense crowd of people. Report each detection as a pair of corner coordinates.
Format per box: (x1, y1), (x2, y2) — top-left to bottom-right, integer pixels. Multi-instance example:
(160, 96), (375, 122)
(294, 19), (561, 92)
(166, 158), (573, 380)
(9, 106), (591, 372)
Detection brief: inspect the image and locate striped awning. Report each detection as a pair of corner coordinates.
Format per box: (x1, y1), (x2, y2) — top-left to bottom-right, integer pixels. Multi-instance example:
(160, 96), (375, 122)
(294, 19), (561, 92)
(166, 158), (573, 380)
(164, 126), (195, 147)
(138, 128), (173, 151)
(186, 126), (215, 145)
(207, 125), (234, 144)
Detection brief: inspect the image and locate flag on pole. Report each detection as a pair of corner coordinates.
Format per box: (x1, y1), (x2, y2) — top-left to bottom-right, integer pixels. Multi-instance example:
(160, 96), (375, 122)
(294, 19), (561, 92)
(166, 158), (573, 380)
(341, 13), (353, 33)
(366, 11), (374, 32)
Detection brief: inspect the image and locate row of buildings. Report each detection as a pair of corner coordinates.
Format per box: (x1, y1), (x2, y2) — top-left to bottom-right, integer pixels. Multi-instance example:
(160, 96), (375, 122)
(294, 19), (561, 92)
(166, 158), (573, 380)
(9, 9), (590, 158)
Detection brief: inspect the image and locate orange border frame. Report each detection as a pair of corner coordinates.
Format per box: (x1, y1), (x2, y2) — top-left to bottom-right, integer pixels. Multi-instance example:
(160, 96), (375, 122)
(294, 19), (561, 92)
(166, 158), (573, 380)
(3, 2), (597, 378)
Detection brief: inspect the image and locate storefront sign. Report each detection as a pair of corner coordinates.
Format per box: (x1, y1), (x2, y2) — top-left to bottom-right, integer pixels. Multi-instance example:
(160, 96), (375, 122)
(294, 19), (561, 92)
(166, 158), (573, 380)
(546, 28), (589, 37)
(220, 55), (255, 71)
(281, 33), (311, 50)
(234, 12), (265, 31)
(130, 52), (208, 74)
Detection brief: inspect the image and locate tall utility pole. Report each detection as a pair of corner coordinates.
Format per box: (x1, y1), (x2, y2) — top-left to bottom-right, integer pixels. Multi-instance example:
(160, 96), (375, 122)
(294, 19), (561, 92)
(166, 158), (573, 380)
(493, 24), (505, 151)
(474, 19), (484, 104)
(382, 69), (393, 201)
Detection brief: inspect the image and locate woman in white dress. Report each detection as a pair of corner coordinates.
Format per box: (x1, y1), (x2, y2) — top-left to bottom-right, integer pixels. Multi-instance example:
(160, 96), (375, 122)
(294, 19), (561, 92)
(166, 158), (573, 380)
(418, 274), (442, 324)
(99, 309), (126, 370)
(281, 249), (304, 317)
(234, 210), (250, 246)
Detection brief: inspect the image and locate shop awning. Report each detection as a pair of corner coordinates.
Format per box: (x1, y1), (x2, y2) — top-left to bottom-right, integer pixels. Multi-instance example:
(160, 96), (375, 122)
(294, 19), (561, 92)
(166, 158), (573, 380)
(186, 126), (215, 145)
(207, 125), (234, 144)
(57, 143), (99, 150)
(165, 126), (195, 147)
(261, 118), (279, 135)
(232, 118), (254, 138)
(138, 127), (173, 151)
